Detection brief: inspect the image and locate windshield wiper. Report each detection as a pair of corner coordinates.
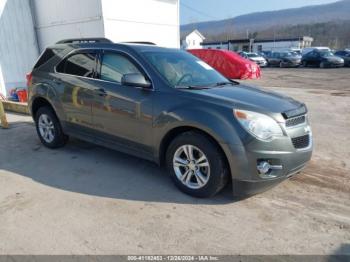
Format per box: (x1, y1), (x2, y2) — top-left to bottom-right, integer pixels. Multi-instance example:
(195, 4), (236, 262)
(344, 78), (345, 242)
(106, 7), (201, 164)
(174, 85), (210, 90)
(175, 81), (239, 90)
(211, 81), (239, 87)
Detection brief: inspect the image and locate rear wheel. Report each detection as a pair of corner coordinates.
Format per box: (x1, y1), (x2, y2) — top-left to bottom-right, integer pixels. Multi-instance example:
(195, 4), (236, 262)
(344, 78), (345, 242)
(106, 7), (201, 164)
(35, 107), (68, 148)
(166, 132), (228, 198)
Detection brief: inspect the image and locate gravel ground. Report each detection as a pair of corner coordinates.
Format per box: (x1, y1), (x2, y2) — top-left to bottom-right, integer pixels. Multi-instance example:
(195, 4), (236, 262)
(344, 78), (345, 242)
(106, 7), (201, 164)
(0, 68), (349, 255)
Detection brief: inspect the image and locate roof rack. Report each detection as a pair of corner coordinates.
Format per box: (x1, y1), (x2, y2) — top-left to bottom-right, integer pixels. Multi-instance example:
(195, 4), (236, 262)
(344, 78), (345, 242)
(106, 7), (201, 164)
(122, 41), (156, 45)
(56, 38), (113, 44)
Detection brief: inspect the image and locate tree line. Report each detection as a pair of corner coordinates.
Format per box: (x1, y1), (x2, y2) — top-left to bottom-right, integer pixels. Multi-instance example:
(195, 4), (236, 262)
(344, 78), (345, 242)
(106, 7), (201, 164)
(203, 20), (350, 50)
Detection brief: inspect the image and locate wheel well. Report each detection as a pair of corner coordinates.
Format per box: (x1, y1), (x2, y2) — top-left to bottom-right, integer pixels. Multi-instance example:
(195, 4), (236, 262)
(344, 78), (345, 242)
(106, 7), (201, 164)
(31, 97), (54, 118)
(159, 126), (231, 178)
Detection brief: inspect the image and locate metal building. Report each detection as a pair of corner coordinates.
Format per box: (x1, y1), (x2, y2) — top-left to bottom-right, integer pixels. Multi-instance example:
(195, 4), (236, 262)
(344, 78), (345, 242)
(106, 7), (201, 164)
(0, 0), (180, 97)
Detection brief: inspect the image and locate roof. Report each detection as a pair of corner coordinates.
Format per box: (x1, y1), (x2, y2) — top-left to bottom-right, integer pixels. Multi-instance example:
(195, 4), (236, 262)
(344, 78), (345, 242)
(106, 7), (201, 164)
(181, 29), (206, 41)
(51, 41), (176, 54)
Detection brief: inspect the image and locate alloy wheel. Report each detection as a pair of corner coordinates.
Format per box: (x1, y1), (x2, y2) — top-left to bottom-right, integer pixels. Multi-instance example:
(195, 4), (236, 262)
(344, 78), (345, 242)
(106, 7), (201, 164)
(38, 114), (55, 143)
(173, 145), (210, 189)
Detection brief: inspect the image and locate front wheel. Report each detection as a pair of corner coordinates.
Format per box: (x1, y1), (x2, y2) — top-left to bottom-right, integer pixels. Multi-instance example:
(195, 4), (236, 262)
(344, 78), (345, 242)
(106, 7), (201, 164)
(166, 132), (229, 198)
(35, 106), (68, 149)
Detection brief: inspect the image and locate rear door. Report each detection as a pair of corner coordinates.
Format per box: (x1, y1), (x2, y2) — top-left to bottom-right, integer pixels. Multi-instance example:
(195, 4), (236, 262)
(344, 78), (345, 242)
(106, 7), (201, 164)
(271, 53), (281, 65)
(91, 50), (154, 158)
(55, 50), (98, 135)
(307, 51), (320, 66)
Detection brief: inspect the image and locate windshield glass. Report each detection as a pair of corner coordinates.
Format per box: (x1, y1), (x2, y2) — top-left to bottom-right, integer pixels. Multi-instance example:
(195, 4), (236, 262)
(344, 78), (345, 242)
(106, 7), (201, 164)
(320, 51), (334, 57)
(142, 51), (228, 88)
(280, 52), (297, 58)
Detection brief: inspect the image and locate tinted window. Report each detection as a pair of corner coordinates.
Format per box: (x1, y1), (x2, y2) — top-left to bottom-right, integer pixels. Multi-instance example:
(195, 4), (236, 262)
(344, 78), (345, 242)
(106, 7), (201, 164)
(100, 53), (142, 83)
(56, 53), (96, 78)
(336, 51), (347, 56)
(34, 48), (65, 70)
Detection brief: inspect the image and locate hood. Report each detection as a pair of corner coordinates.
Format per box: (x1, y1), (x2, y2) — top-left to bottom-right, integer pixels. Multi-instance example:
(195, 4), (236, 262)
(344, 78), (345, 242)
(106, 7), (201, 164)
(193, 84), (303, 114)
(324, 56), (344, 63)
(250, 57), (265, 62)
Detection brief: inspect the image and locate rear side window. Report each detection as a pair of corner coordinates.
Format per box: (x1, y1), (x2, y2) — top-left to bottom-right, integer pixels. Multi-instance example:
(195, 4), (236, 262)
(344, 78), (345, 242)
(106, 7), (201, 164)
(56, 53), (97, 78)
(100, 53), (142, 83)
(34, 48), (59, 69)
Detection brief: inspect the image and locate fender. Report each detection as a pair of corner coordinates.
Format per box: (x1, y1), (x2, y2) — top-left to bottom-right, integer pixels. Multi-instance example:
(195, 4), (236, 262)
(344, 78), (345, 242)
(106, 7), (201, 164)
(29, 82), (66, 124)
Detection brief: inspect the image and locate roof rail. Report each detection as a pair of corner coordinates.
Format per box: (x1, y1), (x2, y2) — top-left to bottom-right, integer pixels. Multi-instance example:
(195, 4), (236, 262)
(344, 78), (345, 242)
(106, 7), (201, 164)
(56, 38), (113, 44)
(122, 41), (156, 45)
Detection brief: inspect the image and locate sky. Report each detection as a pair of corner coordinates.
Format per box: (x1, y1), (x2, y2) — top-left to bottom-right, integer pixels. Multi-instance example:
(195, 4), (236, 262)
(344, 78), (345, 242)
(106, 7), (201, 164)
(180, 0), (340, 24)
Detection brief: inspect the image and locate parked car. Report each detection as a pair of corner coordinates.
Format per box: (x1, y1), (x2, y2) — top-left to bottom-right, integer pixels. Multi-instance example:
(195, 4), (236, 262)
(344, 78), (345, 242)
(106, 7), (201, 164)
(334, 50), (350, 67)
(266, 52), (302, 68)
(238, 52), (268, 67)
(289, 49), (302, 56)
(301, 47), (330, 56)
(301, 50), (344, 68)
(188, 49), (261, 80)
(27, 38), (313, 199)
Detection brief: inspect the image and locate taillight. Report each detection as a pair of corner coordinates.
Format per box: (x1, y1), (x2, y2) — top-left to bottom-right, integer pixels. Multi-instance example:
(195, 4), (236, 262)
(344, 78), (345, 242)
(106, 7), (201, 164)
(26, 72), (33, 87)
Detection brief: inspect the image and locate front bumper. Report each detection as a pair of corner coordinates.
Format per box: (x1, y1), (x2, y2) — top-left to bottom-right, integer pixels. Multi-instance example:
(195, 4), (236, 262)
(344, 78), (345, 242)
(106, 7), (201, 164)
(222, 126), (313, 198)
(325, 61), (344, 67)
(255, 61), (267, 67)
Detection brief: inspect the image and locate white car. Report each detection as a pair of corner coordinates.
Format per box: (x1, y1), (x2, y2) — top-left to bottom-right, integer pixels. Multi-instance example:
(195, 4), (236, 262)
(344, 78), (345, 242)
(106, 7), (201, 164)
(238, 52), (268, 67)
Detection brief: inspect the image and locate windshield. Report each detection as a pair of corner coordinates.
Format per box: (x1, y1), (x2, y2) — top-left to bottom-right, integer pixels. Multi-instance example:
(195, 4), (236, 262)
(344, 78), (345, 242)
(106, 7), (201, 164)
(320, 51), (334, 57)
(280, 52), (298, 58)
(142, 51), (228, 88)
(247, 53), (259, 58)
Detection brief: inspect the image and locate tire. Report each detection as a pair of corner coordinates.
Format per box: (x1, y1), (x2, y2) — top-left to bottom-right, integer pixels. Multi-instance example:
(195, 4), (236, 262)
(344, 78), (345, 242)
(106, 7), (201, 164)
(279, 61), (284, 68)
(302, 61), (308, 67)
(166, 131), (229, 198)
(320, 62), (325, 68)
(35, 106), (68, 149)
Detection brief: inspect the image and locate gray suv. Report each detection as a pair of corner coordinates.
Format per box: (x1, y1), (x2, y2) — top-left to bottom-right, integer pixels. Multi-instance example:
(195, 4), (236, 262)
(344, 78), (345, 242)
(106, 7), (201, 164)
(28, 38), (313, 198)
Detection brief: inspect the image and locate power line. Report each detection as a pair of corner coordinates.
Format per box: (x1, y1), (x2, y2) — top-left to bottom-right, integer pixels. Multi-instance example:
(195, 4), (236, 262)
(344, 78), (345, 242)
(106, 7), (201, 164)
(180, 2), (218, 20)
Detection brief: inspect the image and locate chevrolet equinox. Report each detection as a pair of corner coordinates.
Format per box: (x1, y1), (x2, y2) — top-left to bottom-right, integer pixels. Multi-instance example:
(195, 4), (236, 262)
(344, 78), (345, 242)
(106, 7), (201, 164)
(28, 38), (313, 198)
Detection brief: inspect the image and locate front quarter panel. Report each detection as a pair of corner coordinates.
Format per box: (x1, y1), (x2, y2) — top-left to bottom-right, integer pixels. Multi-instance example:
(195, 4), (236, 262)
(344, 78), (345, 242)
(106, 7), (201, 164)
(152, 91), (248, 178)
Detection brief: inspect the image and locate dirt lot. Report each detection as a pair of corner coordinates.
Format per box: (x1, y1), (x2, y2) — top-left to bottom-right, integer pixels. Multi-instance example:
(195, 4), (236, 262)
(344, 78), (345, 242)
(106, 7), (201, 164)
(0, 68), (349, 255)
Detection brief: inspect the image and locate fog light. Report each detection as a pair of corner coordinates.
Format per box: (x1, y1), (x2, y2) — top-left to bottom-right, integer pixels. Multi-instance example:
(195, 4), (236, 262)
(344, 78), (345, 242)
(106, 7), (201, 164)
(257, 161), (271, 175)
(257, 161), (283, 177)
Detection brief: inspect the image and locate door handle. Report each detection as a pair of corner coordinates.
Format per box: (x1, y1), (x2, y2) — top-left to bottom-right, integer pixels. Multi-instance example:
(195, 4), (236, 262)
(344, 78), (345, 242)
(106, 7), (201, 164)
(96, 88), (107, 97)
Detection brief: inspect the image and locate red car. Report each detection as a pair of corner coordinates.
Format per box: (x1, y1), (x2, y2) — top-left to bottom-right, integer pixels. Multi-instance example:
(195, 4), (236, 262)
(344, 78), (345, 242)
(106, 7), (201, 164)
(188, 49), (261, 80)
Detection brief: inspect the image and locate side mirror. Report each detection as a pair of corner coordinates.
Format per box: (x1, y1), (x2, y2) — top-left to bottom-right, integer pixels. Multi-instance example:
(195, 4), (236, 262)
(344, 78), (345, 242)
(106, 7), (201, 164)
(121, 73), (152, 89)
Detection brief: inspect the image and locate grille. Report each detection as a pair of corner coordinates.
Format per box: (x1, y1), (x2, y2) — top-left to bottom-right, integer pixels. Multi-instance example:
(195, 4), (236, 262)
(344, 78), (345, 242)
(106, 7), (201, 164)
(286, 115), (306, 127)
(292, 135), (310, 149)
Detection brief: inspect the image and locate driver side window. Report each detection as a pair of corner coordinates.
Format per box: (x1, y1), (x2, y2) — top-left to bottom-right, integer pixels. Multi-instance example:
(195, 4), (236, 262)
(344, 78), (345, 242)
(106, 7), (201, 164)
(100, 53), (142, 83)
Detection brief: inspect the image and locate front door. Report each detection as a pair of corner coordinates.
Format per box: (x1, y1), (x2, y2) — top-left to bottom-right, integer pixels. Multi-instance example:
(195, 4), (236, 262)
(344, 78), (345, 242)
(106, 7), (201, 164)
(91, 51), (154, 157)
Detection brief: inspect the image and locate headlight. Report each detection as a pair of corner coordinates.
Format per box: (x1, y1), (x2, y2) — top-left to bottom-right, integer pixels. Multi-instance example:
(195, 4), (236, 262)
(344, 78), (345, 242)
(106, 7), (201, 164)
(234, 109), (284, 141)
